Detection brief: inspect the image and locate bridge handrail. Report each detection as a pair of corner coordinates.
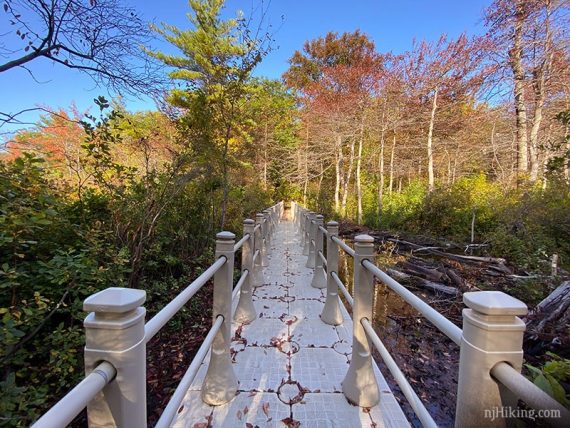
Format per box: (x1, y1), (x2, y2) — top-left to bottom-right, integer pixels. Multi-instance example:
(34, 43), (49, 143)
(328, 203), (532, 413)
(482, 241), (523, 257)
(331, 271), (353, 307)
(154, 315), (224, 428)
(233, 233), (251, 252)
(145, 255), (227, 342)
(31, 361), (117, 428)
(490, 362), (569, 427)
(331, 235), (356, 257)
(31, 201), (284, 427)
(362, 259), (462, 345)
(361, 318), (438, 428)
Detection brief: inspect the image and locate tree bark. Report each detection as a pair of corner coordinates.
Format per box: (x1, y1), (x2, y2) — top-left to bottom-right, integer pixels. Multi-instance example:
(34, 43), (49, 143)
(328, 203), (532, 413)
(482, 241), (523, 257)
(510, 0), (529, 176)
(356, 120), (364, 224)
(389, 131), (396, 195)
(529, 0), (553, 182)
(335, 134), (342, 212)
(378, 132), (385, 217)
(341, 137), (356, 216)
(427, 87), (438, 191)
(263, 122), (268, 189)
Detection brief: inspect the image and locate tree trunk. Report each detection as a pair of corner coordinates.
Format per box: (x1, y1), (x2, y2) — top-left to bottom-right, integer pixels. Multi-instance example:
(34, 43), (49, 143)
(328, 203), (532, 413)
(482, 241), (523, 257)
(341, 137), (356, 216)
(263, 122), (268, 189)
(335, 134), (342, 212)
(510, 0), (529, 176)
(427, 87), (438, 191)
(317, 161), (324, 209)
(220, 124), (231, 230)
(389, 131), (396, 195)
(356, 120), (364, 224)
(529, 0), (553, 182)
(378, 126), (385, 219)
(303, 124), (309, 205)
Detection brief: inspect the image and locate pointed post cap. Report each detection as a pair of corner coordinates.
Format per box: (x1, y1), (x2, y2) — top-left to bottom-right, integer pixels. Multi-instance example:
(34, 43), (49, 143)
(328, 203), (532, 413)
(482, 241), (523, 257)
(84, 287), (146, 314)
(464, 291), (527, 316)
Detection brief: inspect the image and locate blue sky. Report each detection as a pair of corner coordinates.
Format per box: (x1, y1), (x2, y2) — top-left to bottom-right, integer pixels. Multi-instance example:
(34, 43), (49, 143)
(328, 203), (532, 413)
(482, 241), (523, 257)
(0, 0), (492, 134)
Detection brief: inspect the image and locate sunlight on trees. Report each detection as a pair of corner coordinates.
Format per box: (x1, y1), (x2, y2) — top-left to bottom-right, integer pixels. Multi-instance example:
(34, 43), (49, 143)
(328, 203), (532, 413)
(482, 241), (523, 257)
(0, 0), (569, 425)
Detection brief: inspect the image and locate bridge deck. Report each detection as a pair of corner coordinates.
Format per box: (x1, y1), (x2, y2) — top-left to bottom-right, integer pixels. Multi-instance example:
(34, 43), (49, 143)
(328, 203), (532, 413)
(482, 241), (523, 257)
(171, 219), (409, 427)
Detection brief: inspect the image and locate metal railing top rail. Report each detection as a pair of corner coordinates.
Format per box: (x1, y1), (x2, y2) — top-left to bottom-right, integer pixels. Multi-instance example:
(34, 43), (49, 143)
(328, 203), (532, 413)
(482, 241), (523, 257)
(331, 235), (356, 258)
(361, 319), (438, 428)
(318, 250), (327, 267)
(253, 249), (260, 264)
(331, 271), (353, 307)
(145, 255), (227, 342)
(31, 361), (117, 428)
(490, 362), (570, 428)
(362, 259), (462, 345)
(155, 315), (224, 428)
(232, 269), (249, 302)
(233, 233), (250, 252)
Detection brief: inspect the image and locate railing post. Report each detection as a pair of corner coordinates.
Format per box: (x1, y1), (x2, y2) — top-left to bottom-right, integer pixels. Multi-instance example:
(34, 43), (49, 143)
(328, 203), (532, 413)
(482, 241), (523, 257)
(202, 232), (238, 405)
(310, 215), (326, 288)
(303, 212), (312, 255)
(300, 210), (306, 247)
(262, 211), (270, 266)
(306, 213), (318, 268)
(83, 287), (147, 428)
(455, 291), (527, 427)
(321, 221), (343, 325)
(252, 213), (265, 286)
(342, 234), (379, 407)
(263, 209), (272, 247)
(234, 219), (256, 323)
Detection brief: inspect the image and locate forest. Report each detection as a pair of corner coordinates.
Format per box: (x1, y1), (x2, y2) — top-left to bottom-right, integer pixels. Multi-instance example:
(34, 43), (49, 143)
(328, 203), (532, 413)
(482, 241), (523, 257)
(0, 0), (569, 426)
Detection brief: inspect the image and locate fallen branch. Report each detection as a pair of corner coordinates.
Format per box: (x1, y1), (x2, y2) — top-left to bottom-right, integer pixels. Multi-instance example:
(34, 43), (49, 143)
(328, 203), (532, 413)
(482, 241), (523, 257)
(386, 268), (458, 296)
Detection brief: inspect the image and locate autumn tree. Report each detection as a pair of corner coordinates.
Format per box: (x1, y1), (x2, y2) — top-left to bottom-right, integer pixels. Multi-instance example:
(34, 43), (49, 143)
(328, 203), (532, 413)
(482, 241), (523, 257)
(485, 0), (570, 181)
(403, 34), (489, 191)
(284, 31), (383, 219)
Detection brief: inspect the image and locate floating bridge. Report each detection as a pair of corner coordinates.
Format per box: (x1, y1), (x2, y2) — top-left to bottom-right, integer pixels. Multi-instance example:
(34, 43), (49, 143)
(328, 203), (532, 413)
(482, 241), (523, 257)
(32, 202), (569, 428)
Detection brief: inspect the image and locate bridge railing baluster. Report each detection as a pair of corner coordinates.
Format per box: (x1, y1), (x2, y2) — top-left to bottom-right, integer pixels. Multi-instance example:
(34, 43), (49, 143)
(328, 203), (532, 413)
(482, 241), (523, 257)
(306, 212), (317, 268)
(201, 232), (238, 405)
(321, 221), (343, 325)
(310, 215), (326, 289)
(234, 219), (256, 323)
(253, 213), (265, 286)
(303, 212), (312, 255)
(342, 234), (380, 407)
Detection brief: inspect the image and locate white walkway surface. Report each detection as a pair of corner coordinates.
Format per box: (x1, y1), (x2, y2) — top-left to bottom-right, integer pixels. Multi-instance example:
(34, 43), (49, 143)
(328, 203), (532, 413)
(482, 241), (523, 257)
(171, 219), (410, 428)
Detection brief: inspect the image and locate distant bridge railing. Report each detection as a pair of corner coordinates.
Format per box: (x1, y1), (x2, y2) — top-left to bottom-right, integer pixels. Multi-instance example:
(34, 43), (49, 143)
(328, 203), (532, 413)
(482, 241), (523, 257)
(292, 202), (569, 428)
(32, 202), (284, 428)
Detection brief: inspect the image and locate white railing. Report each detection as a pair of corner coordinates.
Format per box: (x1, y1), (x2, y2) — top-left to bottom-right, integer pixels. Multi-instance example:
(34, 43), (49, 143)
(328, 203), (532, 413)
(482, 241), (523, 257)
(292, 201), (570, 428)
(32, 202), (284, 428)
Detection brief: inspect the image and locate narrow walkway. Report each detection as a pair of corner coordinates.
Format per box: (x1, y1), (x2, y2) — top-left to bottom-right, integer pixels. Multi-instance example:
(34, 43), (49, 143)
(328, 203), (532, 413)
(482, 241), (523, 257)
(172, 219), (409, 427)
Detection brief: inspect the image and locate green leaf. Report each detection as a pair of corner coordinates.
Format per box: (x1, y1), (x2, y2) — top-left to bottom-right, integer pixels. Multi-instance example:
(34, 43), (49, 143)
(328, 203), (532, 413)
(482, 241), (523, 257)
(534, 374), (554, 397)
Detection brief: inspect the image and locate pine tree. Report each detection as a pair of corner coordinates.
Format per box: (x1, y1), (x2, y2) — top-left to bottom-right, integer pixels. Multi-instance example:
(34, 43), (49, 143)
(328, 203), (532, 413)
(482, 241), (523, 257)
(148, 0), (268, 228)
